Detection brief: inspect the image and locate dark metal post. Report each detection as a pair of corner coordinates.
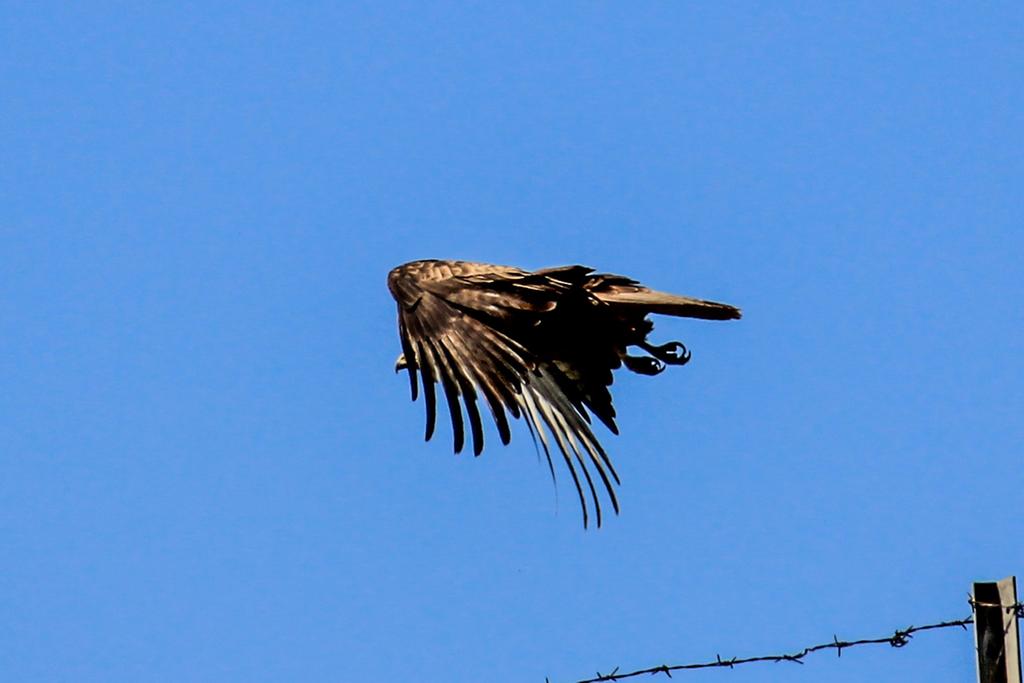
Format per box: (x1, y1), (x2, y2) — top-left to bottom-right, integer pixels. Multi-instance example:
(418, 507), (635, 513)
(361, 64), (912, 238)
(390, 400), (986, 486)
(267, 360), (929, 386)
(973, 576), (1021, 683)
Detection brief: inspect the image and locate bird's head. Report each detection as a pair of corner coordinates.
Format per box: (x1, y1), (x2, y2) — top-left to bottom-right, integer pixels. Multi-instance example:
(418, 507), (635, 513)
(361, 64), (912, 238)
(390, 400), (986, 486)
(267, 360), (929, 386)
(394, 353), (408, 373)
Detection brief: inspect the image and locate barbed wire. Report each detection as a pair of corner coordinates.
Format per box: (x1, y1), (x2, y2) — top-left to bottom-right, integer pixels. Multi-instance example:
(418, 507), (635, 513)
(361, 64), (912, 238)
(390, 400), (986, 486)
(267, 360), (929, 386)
(568, 599), (1023, 683)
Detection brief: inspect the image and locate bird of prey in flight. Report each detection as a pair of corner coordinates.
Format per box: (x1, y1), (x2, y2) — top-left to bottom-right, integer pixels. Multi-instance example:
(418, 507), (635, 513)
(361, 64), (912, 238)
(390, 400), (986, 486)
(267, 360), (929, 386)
(388, 259), (740, 527)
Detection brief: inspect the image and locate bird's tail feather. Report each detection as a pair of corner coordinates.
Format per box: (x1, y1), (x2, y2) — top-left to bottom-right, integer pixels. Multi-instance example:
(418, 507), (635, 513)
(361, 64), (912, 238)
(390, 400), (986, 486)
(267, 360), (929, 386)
(597, 288), (741, 320)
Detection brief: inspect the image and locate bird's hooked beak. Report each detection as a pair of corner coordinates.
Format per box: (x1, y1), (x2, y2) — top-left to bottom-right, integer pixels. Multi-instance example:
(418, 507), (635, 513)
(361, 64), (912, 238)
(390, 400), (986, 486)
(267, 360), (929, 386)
(394, 353), (408, 373)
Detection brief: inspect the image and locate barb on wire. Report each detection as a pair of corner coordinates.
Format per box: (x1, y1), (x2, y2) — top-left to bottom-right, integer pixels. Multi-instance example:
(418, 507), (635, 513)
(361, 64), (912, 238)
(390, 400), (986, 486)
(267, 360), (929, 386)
(570, 600), (1023, 683)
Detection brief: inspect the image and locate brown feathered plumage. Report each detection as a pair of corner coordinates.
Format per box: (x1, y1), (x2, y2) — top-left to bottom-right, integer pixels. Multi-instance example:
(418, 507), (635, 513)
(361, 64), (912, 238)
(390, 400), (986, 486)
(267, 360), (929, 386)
(388, 259), (740, 527)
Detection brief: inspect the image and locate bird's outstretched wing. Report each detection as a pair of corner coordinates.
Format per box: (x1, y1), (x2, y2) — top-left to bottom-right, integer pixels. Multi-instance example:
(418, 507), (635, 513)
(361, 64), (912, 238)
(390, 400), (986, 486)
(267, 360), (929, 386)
(388, 260), (621, 528)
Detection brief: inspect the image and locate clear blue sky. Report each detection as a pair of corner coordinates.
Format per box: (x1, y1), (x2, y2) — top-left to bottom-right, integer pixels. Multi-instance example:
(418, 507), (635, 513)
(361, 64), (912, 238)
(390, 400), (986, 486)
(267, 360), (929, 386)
(3, 3), (1021, 682)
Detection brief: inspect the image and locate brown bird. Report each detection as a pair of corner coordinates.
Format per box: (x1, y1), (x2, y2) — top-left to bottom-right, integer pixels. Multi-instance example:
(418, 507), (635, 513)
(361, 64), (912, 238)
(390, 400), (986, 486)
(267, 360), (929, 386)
(388, 259), (740, 527)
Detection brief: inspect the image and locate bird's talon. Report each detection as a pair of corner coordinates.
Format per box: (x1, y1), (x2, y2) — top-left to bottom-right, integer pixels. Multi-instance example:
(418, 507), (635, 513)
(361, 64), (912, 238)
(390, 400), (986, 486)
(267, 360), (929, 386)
(623, 355), (664, 375)
(640, 341), (691, 366)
